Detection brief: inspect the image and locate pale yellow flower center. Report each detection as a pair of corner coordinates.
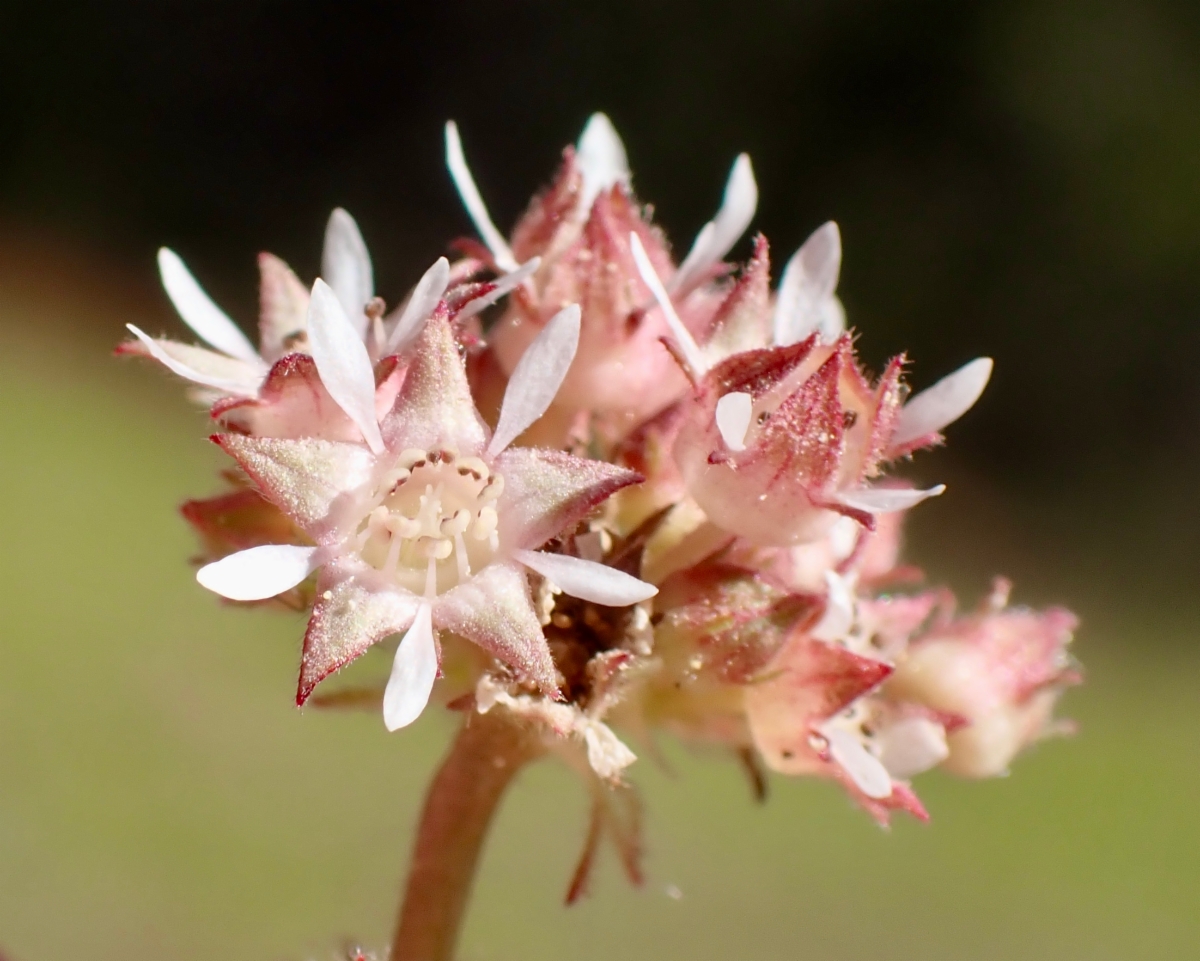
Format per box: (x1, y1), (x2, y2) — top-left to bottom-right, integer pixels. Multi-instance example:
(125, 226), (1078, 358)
(358, 447), (504, 595)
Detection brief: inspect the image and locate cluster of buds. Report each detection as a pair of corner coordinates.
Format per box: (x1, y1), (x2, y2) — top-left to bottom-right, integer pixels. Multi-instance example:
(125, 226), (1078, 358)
(120, 113), (1079, 894)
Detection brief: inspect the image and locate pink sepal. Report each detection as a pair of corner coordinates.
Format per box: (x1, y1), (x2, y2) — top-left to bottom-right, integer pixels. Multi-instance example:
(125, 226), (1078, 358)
(435, 562), (558, 695)
(297, 559), (422, 704)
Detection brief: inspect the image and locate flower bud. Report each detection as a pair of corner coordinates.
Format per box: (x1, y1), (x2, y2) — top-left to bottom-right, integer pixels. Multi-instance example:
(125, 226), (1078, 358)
(490, 150), (719, 425)
(888, 582), (1079, 777)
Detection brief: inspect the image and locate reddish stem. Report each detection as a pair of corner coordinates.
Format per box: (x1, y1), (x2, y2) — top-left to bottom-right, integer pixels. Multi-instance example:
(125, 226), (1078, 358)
(388, 711), (543, 961)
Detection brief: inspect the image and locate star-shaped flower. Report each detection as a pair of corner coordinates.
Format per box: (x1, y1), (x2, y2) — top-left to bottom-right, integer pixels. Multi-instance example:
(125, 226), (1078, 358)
(194, 280), (657, 729)
(630, 231), (993, 546)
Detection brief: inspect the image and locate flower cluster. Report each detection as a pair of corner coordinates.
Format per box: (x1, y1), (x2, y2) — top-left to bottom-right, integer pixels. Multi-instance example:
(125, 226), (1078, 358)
(120, 114), (1079, 892)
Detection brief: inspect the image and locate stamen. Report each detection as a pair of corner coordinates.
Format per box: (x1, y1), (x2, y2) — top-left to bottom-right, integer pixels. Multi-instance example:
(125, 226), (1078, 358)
(441, 508), (471, 537)
(473, 506), (498, 540)
(362, 448), (506, 595)
(457, 456), (489, 481)
(384, 522), (403, 576)
(425, 555), (437, 599)
(454, 532), (470, 582)
(398, 448), (428, 470)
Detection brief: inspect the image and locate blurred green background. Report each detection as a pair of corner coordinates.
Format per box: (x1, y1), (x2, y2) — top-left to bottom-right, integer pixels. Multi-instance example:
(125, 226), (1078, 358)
(2, 1), (1198, 958)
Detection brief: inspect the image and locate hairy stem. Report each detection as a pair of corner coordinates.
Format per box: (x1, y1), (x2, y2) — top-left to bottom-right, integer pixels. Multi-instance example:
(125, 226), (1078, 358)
(388, 710), (543, 961)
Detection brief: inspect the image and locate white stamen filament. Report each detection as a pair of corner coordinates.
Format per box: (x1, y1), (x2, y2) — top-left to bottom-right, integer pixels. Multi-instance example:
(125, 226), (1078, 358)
(425, 556), (437, 599)
(454, 532), (470, 581)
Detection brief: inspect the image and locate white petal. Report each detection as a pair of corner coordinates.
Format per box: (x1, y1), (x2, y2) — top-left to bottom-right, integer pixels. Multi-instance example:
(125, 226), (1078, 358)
(307, 279), (385, 454)
(828, 515), (861, 561)
(321, 208), (374, 339)
(581, 719), (638, 779)
(576, 112), (630, 211)
(488, 304), (581, 456)
(125, 324), (261, 395)
(836, 485), (945, 514)
(385, 257), (450, 355)
(157, 248), (261, 365)
(772, 222), (842, 346)
(444, 120), (518, 272)
(715, 391), (753, 451)
(514, 550), (658, 607)
(892, 358), (993, 448)
(383, 603), (438, 731)
(456, 257), (541, 319)
(629, 232), (708, 377)
(196, 545), (318, 601)
(670, 153), (758, 296)
(825, 727), (893, 799)
(811, 570), (856, 642)
(816, 296), (847, 344)
(877, 718), (949, 779)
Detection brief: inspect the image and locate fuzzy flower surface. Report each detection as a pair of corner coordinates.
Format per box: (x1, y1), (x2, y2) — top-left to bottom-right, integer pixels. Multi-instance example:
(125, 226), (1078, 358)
(120, 113), (1081, 903)
(194, 281), (655, 729)
(448, 114), (757, 428)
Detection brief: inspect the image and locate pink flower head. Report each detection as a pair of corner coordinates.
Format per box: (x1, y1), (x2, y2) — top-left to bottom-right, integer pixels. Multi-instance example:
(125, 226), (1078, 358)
(888, 580), (1080, 777)
(193, 281), (657, 730)
(631, 231), (993, 547)
(445, 115), (758, 424)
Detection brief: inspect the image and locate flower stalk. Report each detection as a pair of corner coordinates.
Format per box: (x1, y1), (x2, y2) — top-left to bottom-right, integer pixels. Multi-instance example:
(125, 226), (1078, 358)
(389, 710), (544, 961)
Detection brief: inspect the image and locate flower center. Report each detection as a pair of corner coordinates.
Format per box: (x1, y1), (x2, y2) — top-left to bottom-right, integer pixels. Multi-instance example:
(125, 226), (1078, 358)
(357, 447), (504, 596)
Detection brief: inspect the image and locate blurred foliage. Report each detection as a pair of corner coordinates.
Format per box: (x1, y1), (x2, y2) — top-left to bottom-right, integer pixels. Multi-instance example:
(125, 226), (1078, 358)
(1, 2), (1198, 959)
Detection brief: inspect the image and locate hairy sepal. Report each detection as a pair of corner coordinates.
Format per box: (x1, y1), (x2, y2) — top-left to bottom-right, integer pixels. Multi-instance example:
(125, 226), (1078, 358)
(493, 447), (642, 552)
(435, 563), (558, 695)
(214, 434), (375, 543)
(257, 253), (310, 362)
(381, 310), (488, 454)
(298, 558), (421, 704)
(745, 635), (892, 775)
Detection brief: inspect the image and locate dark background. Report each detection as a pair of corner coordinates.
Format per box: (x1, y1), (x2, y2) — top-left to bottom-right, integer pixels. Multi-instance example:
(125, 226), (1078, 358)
(1, 3), (1198, 959)
(7, 0), (1200, 604)
(8, 0), (1200, 473)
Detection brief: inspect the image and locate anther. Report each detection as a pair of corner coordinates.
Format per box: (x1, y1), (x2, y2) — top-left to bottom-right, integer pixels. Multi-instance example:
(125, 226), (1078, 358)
(440, 508), (471, 537)
(456, 456), (489, 481)
(398, 448), (428, 470)
(423, 537), (454, 561)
